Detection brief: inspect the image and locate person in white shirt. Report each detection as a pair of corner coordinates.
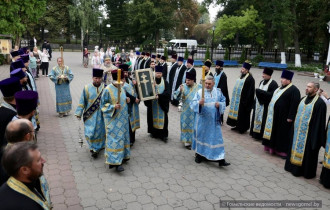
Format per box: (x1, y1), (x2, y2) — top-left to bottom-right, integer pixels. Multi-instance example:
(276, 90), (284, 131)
(39, 49), (50, 76)
(319, 90), (330, 105)
(91, 51), (101, 68)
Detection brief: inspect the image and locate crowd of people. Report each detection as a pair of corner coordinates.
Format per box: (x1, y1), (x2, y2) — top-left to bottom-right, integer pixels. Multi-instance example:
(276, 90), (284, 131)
(0, 46), (330, 209)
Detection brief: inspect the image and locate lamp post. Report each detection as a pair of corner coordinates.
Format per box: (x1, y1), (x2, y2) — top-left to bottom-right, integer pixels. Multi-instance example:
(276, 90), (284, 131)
(211, 25), (215, 61)
(106, 24), (111, 47)
(326, 21), (330, 67)
(98, 16), (103, 49)
(185, 27), (188, 39)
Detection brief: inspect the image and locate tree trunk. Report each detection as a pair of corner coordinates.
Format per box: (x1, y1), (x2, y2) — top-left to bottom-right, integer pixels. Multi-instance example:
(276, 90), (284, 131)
(291, 4), (301, 67)
(277, 29), (286, 64)
(81, 28), (84, 51)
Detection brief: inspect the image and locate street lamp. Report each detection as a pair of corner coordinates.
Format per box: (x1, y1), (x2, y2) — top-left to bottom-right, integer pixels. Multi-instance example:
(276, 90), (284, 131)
(211, 25), (215, 61)
(98, 16), (103, 48)
(106, 24), (111, 47)
(184, 27), (188, 39)
(326, 21), (330, 66)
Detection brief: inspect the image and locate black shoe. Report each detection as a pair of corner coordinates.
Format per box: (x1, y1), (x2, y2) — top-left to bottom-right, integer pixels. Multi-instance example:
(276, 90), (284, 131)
(130, 143), (134, 147)
(185, 145), (191, 150)
(91, 151), (98, 158)
(219, 159), (231, 166)
(239, 130), (245, 134)
(35, 125), (40, 131)
(123, 159), (130, 163)
(116, 165), (125, 172)
(195, 154), (203, 163)
(109, 165), (115, 169)
(161, 137), (168, 143)
(231, 127), (237, 131)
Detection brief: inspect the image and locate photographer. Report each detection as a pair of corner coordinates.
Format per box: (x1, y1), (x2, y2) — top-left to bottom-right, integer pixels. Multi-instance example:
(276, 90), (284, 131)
(39, 48), (50, 76)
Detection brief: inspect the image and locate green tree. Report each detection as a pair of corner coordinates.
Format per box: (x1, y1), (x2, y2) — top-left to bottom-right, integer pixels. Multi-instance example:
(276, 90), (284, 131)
(115, 46), (120, 54)
(164, 47), (168, 59)
(0, 0), (47, 45)
(68, 0), (101, 50)
(224, 48), (229, 60)
(214, 6), (264, 47)
(205, 47), (210, 61)
(184, 48), (189, 59)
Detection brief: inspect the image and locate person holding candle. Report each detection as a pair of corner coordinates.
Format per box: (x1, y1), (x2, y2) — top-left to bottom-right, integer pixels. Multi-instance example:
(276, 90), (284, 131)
(227, 61), (255, 134)
(101, 69), (131, 172)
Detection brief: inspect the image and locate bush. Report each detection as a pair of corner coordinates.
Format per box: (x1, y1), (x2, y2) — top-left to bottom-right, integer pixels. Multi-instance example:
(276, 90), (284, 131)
(164, 48), (168, 60)
(184, 48), (189, 60)
(224, 48), (229, 60)
(0, 54), (5, 65)
(140, 45), (143, 52)
(252, 54), (264, 64)
(239, 48), (246, 64)
(205, 47), (210, 61)
(115, 46), (120, 54)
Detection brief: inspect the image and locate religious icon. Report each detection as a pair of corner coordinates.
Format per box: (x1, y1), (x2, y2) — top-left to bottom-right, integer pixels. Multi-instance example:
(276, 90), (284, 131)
(135, 68), (156, 101)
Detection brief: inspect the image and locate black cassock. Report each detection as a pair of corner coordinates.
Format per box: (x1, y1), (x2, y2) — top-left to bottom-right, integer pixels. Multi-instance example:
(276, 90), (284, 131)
(144, 78), (170, 139)
(144, 58), (151, 69)
(250, 79), (278, 140)
(138, 58), (146, 70)
(134, 57), (142, 70)
(320, 117), (330, 188)
(0, 181), (45, 210)
(168, 64), (186, 106)
(285, 96), (327, 179)
(0, 105), (16, 185)
(125, 78), (139, 146)
(215, 71), (230, 107)
(159, 62), (168, 81)
(227, 74), (255, 133)
(262, 84), (300, 153)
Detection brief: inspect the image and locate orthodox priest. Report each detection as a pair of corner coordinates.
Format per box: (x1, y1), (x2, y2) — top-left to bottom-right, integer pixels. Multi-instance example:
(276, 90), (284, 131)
(121, 64), (140, 146)
(166, 54), (178, 83)
(144, 65), (170, 142)
(203, 60), (213, 78)
(262, 70), (300, 158)
(250, 68), (278, 140)
(173, 71), (200, 149)
(227, 61), (255, 133)
(159, 56), (168, 81)
(320, 117), (330, 188)
(285, 82), (326, 179)
(101, 55), (117, 85)
(75, 68), (106, 158)
(169, 56), (187, 106)
(49, 57), (74, 117)
(214, 60), (230, 124)
(101, 70), (130, 172)
(190, 76), (230, 167)
(182, 58), (196, 83)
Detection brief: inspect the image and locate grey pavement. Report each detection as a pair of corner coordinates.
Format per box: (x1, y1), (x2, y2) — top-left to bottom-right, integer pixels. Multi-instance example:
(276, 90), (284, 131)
(1, 51), (330, 210)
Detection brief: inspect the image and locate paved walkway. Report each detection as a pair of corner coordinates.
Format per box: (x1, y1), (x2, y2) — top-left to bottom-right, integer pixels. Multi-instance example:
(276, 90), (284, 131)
(1, 52), (330, 210)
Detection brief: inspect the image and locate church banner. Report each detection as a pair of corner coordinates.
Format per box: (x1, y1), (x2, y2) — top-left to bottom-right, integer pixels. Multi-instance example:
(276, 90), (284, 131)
(135, 69), (156, 101)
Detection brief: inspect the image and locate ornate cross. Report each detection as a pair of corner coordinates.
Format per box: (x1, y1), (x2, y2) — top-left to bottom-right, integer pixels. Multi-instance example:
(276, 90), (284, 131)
(141, 73), (150, 96)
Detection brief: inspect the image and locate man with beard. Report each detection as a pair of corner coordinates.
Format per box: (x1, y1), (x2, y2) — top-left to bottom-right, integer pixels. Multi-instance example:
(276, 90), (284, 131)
(75, 68), (106, 158)
(12, 91), (38, 124)
(285, 82), (326, 179)
(174, 71), (200, 149)
(145, 65), (170, 142)
(263, 70), (300, 158)
(101, 70), (130, 172)
(138, 52), (146, 69)
(10, 60), (33, 90)
(19, 54), (37, 91)
(169, 56), (187, 106)
(190, 76), (230, 167)
(158, 55), (168, 81)
(143, 52), (151, 69)
(0, 142), (52, 209)
(101, 55), (117, 85)
(203, 60), (213, 78)
(121, 64), (140, 146)
(250, 68), (278, 140)
(227, 61), (255, 134)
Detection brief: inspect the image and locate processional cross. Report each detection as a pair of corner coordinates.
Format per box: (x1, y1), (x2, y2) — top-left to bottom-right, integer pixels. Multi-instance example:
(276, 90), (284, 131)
(141, 73), (150, 96)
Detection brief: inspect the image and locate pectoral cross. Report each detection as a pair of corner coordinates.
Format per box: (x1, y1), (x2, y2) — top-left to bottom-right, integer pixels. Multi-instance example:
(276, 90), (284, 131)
(141, 73), (149, 96)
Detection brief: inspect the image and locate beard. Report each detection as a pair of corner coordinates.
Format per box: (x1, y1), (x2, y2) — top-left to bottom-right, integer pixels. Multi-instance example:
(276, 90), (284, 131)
(93, 82), (101, 87)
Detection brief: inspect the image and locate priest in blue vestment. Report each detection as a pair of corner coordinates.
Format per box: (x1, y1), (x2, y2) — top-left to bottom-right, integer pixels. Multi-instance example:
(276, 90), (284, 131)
(285, 81), (326, 179)
(101, 70), (130, 172)
(49, 57), (74, 117)
(190, 76), (230, 167)
(320, 116), (330, 188)
(75, 68), (106, 158)
(174, 71), (200, 149)
(121, 64), (140, 146)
